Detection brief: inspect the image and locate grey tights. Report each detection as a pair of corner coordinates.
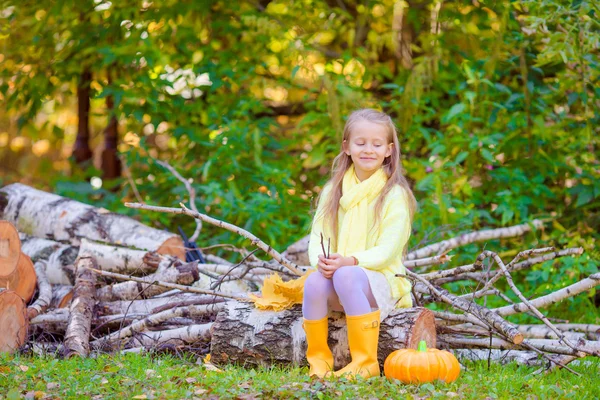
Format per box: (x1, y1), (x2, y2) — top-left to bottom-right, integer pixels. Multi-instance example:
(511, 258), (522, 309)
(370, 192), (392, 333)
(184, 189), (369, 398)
(302, 266), (378, 320)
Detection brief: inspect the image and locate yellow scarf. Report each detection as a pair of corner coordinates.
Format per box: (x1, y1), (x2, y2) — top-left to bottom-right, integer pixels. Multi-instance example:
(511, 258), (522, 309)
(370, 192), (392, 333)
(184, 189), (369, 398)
(337, 165), (387, 255)
(251, 167), (387, 311)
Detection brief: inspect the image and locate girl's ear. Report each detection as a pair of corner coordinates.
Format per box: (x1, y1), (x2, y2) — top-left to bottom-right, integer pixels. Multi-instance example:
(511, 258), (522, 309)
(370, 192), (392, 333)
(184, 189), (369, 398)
(385, 142), (393, 158)
(342, 139), (350, 156)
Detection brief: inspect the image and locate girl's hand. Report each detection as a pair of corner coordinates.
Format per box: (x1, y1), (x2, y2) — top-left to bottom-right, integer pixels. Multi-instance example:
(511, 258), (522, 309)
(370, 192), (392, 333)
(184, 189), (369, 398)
(317, 253), (356, 279)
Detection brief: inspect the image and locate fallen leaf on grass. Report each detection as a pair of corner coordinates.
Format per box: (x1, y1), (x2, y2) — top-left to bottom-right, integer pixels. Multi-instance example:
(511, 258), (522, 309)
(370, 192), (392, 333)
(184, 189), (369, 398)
(194, 389), (208, 395)
(132, 395), (147, 399)
(46, 382), (60, 390)
(19, 365), (29, 372)
(186, 377), (197, 384)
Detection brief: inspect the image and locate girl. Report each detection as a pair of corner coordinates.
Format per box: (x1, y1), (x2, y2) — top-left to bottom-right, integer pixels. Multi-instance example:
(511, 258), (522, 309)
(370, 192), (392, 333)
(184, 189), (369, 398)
(303, 108), (417, 379)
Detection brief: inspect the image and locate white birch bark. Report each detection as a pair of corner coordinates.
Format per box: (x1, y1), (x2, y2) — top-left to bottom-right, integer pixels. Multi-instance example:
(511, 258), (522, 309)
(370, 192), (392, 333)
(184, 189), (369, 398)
(1, 183), (184, 258)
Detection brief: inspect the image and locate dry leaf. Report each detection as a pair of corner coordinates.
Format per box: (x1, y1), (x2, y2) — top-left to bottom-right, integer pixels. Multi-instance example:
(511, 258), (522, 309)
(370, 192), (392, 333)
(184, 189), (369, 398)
(19, 365), (29, 372)
(46, 382), (60, 390)
(132, 395), (147, 399)
(186, 377), (197, 384)
(194, 389), (208, 395)
(101, 377), (109, 385)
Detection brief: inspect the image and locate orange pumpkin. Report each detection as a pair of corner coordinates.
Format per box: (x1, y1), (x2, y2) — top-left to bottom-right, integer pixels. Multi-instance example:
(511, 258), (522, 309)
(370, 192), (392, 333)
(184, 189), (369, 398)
(384, 341), (460, 384)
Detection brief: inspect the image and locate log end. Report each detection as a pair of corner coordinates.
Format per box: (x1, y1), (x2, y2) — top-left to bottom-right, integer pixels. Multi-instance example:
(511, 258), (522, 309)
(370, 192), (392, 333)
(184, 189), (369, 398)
(406, 307), (437, 349)
(157, 236), (185, 261)
(0, 290), (28, 353)
(0, 221), (21, 277)
(0, 253), (37, 303)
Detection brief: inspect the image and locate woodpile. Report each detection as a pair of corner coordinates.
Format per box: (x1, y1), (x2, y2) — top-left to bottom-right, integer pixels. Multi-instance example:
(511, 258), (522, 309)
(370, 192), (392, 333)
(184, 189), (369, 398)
(1, 182), (599, 374)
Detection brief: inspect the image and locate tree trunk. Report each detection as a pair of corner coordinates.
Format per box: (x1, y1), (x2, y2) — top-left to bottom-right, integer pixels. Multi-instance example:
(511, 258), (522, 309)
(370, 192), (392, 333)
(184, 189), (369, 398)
(0, 289), (28, 353)
(0, 183), (185, 259)
(101, 76), (121, 180)
(73, 68), (93, 164)
(63, 257), (97, 358)
(0, 252), (36, 303)
(210, 302), (437, 368)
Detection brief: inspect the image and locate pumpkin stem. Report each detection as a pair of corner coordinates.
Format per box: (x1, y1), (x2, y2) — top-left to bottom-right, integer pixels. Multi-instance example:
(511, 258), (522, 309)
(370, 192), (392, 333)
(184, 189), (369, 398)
(417, 340), (427, 352)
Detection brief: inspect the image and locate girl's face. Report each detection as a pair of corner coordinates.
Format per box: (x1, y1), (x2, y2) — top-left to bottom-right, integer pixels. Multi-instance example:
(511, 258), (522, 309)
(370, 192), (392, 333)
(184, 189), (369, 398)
(343, 119), (392, 181)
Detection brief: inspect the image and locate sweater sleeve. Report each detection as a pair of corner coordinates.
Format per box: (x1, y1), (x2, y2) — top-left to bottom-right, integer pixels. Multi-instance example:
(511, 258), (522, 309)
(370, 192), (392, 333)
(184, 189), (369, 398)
(347, 187), (411, 271)
(307, 184), (333, 269)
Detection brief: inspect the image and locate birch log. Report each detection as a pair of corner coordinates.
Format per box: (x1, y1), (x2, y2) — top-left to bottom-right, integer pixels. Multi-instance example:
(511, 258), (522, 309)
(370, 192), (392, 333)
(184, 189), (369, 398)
(19, 234), (78, 285)
(96, 259), (199, 302)
(0, 183), (184, 259)
(63, 257), (97, 358)
(0, 220), (20, 277)
(0, 289), (28, 353)
(210, 302), (437, 368)
(98, 293), (226, 315)
(78, 238), (161, 275)
(127, 324), (212, 348)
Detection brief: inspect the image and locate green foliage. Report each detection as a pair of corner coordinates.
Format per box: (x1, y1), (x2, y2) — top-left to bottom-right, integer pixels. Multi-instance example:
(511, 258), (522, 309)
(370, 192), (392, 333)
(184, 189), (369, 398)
(0, 1), (598, 309)
(0, 352), (599, 399)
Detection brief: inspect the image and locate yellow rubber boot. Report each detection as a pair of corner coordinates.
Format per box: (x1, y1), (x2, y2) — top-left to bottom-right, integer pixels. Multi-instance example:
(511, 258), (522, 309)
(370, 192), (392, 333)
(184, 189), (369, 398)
(334, 309), (381, 379)
(303, 317), (334, 378)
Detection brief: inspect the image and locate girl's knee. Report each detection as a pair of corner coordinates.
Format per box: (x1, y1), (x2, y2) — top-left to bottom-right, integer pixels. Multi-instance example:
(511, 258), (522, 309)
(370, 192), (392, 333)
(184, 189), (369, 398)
(304, 271), (333, 296)
(332, 266), (363, 290)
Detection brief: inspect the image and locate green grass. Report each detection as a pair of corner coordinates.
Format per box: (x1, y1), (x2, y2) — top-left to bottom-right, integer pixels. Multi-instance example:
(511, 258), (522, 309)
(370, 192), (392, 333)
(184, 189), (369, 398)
(0, 353), (599, 399)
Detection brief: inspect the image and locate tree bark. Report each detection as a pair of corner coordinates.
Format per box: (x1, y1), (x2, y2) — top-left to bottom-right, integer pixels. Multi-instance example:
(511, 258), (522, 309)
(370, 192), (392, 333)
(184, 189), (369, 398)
(0, 183), (185, 259)
(210, 302), (437, 368)
(63, 257), (97, 358)
(0, 289), (28, 353)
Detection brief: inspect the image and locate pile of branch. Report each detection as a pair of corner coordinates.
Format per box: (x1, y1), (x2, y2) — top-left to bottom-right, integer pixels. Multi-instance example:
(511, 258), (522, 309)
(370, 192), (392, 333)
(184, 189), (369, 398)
(1, 182), (599, 374)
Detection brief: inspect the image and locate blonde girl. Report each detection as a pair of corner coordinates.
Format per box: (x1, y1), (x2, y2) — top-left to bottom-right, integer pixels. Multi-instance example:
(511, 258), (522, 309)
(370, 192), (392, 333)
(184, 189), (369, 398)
(302, 108), (417, 378)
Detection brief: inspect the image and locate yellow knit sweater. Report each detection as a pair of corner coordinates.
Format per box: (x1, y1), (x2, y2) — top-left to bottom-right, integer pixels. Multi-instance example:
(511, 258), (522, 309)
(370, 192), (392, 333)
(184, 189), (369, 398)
(307, 182), (413, 308)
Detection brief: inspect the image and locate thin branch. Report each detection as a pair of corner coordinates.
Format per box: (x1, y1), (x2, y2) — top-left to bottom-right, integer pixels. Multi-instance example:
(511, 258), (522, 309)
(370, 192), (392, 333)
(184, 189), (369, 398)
(154, 159), (202, 242)
(124, 202), (306, 276)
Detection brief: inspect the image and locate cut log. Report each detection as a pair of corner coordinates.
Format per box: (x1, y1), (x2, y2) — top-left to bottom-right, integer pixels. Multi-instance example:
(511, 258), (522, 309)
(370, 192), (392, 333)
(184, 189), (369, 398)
(63, 257), (97, 358)
(96, 259), (199, 302)
(0, 183), (185, 259)
(27, 261), (52, 319)
(78, 238), (161, 275)
(0, 252), (37, 302)
(19, 234), (78, 285)
(0, 289), (28, 353)
(0, 221), (20, 277)
(210, 302), (436, 368)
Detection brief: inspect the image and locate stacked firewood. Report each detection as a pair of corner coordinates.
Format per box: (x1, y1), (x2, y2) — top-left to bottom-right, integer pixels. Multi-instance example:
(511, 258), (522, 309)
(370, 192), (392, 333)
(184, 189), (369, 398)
(1, 182), (599, 374)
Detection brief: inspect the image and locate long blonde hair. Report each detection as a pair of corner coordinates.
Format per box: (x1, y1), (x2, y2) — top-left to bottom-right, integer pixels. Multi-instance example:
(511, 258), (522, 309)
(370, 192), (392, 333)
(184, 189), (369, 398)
(316, 108), (417, 252)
